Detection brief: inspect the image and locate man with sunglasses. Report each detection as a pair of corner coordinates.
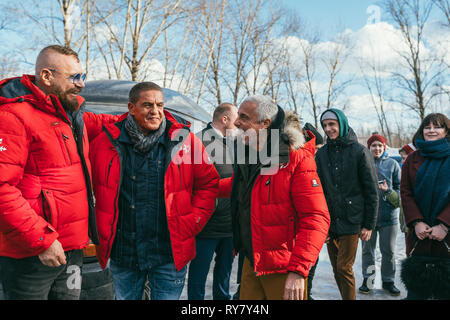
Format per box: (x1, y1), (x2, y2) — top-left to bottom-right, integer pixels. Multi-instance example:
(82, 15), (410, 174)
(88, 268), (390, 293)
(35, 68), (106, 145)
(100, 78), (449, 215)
(0, 45), (118, 300)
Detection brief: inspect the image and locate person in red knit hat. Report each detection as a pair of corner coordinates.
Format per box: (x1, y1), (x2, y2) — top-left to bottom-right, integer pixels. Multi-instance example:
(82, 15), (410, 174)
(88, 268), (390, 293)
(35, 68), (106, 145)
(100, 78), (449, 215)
(359, 133), (402, 296)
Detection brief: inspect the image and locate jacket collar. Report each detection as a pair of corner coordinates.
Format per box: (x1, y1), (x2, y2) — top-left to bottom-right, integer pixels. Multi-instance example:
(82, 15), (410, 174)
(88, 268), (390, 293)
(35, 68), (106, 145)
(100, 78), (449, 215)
(0, 74), (84, 125)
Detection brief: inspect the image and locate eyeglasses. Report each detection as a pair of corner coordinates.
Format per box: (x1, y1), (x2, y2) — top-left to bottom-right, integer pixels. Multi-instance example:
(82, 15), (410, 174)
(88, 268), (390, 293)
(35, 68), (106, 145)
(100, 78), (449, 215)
(48, 68), (86, 85)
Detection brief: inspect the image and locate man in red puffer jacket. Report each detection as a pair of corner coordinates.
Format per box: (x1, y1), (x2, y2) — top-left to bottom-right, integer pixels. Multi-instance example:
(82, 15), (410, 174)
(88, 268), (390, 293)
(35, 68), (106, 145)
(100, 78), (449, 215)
(218, 95), (330, 300)
(89, 81), (219, 300)
(0, 45), (117, 300)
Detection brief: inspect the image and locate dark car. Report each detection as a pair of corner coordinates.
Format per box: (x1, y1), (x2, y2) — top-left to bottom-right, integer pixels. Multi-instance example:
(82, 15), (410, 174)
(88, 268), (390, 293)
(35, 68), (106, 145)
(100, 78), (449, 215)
(0, 80), (211, 300)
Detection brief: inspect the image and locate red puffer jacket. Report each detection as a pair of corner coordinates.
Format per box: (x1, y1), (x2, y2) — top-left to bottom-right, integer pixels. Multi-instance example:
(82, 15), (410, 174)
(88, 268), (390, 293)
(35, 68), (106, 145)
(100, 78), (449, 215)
(90, 111), (220, 270)
(219, 118), (330, 278)
(0, 75), (115, 258)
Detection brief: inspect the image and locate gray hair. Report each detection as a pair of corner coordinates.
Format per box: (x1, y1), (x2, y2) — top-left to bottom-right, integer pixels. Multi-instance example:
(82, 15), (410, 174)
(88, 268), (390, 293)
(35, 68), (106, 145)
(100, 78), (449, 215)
(241, 95), (278, 122)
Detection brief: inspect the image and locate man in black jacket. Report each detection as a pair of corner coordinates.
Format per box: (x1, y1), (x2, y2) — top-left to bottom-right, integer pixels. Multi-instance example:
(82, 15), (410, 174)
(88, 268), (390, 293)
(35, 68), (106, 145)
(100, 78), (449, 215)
(315, 108), (379, 300)
(188, 103), (238, 300)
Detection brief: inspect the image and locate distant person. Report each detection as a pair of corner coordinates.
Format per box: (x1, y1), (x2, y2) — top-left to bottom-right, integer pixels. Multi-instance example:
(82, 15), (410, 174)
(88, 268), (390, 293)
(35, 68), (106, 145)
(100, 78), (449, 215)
(398, 143), (416, 166)
(359, 134), (401, 296)
(188, 103), (238, 300)
(219, 95), (330, 300)
(385, 142), (417, 237)
(0, 45), (117, 300)
(89, 81), (219, 300)
(315, 108), (379, 300)
(400, 113), (449, 300)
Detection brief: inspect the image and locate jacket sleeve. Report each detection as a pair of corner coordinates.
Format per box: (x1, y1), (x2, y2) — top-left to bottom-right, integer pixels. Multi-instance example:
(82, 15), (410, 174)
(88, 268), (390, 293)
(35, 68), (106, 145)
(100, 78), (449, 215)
(288, 153), (330, 278)
(218, 176), (233, 198)
(400, 154), (424, 227)
(392, 160), (401, 195)
(190, 133), (220, 235)
(83, 112), (121, 142)
(358, 147), (379, 230)
(0, 111), (58, 255)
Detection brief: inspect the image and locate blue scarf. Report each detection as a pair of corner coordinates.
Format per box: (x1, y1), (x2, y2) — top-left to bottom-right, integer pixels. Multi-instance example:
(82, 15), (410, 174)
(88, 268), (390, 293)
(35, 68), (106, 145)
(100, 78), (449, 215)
(414, 138), (450, 226)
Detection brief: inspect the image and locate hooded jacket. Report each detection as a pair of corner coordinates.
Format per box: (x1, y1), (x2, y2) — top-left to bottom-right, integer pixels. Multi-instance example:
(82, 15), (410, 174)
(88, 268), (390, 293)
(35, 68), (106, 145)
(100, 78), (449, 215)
(315, 109), (379, 236)
(0, 75), (115, 258)
(218, 109), (330, 278)
(89, 111), (220, 270)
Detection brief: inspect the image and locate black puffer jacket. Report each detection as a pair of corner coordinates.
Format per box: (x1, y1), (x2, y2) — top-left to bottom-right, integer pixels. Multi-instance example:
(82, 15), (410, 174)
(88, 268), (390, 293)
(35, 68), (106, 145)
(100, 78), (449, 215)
(195, 123), (234, 238)
(315, 128), (379, 236)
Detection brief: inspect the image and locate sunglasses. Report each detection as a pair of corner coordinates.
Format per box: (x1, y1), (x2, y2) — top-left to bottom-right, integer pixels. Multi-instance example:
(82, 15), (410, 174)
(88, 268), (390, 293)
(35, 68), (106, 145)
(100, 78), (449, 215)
(48, 68), (86, 85)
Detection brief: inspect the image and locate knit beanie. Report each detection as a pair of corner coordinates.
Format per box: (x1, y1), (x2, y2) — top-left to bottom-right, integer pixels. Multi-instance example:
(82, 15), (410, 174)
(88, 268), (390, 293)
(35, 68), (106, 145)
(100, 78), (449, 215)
(320, 111), (338, 121)
(400, 143), (416, 155)
(320, 108), (349, 138)
(367, 134), (387, 149)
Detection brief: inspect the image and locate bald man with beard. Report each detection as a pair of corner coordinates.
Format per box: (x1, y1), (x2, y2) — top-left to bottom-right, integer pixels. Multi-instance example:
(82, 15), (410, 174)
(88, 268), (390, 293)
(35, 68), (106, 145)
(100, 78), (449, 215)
(0, 45), (118, 300)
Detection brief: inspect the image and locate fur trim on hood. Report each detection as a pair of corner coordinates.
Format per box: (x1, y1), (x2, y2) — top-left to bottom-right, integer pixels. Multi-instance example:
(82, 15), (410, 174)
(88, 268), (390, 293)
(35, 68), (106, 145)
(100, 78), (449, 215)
(283, 111), (305, 150)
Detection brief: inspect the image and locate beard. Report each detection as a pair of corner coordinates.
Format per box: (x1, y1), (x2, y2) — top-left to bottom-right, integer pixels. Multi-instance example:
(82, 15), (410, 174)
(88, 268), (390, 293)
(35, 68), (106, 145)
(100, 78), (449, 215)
(52, 86), (80, 112)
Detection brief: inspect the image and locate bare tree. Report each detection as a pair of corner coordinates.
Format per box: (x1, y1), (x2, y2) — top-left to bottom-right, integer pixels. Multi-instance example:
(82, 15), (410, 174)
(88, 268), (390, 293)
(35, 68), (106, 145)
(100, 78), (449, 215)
(432, 0), (450, 26)
(195, 0), (226, 105)
(224, 0), (265, 105)
(358, 57), (394, 145)
(95, 0), (183, 81)
(384, 0), (447, 120)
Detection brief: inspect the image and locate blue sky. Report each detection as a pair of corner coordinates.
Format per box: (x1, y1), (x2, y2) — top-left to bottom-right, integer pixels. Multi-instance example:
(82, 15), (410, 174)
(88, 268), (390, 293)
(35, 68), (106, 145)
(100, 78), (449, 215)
(280, 0), (386, 35)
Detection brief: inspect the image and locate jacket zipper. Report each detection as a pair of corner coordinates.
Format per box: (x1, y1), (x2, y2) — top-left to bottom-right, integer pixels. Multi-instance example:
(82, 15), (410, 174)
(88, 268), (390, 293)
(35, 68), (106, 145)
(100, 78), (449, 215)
(41, 190), (52, 224)
(266, 177), (271, 204)
(62, 133), (73, 165)
(106, 158), (113, 184)
(178, 163), (183, 187)
(104, 131), (123, 260)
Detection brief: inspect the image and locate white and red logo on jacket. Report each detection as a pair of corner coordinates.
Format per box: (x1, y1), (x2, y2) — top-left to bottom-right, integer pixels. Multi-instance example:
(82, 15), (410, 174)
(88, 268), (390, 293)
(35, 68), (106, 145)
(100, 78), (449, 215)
(0, 138), (6, 152)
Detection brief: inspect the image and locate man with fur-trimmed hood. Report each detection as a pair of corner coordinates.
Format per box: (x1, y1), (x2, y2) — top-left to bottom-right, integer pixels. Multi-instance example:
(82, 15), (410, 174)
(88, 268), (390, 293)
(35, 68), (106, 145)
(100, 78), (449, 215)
(218, 95), (330, 300)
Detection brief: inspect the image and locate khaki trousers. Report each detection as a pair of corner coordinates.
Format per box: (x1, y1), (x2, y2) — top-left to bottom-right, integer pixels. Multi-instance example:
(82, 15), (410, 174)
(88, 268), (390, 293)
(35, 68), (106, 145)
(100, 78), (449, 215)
(239, 257), (308, 300)
(326, 234), (359, 300)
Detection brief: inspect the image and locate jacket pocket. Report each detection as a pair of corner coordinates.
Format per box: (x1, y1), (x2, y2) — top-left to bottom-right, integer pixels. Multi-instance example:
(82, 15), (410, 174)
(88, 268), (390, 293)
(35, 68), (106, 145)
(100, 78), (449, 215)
(61, 133), (73, 165)
(41, 189), (58, 229)
(344, 196), (364, 225)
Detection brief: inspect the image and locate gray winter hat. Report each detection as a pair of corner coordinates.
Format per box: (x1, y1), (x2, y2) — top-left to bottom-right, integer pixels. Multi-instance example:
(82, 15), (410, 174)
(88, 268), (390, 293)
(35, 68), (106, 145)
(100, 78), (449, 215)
(320, 110), (338, 122)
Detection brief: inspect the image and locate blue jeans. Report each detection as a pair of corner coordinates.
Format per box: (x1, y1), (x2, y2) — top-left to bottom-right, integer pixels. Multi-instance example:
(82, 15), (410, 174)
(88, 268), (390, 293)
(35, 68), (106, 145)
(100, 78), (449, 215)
(361, 224), (398, 283)
(110, 260), (186, 300)
(187, 237), (234, 300)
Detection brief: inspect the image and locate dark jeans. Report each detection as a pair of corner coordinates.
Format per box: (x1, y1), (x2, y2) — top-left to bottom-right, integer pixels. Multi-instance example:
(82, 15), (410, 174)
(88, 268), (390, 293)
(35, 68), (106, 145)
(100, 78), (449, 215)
(187, 237), (234, 300)
(0, 249), (83, 300)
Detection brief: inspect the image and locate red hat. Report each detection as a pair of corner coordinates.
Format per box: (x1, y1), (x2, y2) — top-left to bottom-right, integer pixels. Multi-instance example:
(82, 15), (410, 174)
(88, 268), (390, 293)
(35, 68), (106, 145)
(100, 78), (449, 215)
(367, 134), (387, 148)
(400, 143), (416, 155)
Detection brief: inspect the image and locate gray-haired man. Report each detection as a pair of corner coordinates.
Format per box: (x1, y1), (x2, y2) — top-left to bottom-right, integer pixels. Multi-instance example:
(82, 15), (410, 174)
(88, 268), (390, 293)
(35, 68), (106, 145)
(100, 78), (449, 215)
(218, 95), (330, 300)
